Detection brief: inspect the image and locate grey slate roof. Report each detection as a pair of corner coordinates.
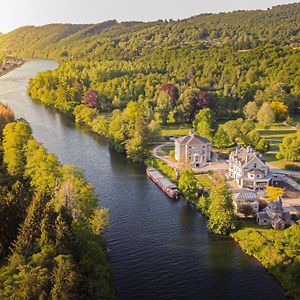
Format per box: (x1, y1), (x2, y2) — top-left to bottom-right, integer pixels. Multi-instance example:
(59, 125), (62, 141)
(176, 132), (210, 145)
(234, 192), (259, 201)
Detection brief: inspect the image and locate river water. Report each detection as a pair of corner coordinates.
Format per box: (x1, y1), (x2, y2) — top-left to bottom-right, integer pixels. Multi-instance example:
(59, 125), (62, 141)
(0, 60), (287, 300)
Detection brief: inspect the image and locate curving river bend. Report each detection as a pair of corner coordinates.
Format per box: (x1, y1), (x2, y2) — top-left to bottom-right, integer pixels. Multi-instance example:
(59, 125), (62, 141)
(0, 60), (287, 300)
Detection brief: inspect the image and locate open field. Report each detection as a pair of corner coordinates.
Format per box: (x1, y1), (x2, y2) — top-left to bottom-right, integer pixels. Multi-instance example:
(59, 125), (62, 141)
(161, 124), (191, 137)
(256, 124), (297, 152)
(196, 174), (214, 189)
(263, 153), (300, 169)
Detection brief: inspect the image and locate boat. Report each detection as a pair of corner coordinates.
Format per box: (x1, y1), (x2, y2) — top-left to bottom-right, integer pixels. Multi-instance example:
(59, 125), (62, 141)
(146, 167), (180, 199)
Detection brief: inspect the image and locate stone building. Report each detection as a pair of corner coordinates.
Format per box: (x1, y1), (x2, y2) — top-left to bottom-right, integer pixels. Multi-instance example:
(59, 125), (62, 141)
(175, 131), (211, 168)
(257, 198), (292, 230)
(228, 146), (272, 190)
(233, 192), (260, 214)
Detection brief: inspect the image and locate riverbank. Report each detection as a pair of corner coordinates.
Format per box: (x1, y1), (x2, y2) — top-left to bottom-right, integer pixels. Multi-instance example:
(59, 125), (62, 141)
(231, 221), (300, 300)
(147, 155), (299, 299)
(0, 57), (24, 78)
(0, 59), (290, 300)
(0, 117), (115, 299)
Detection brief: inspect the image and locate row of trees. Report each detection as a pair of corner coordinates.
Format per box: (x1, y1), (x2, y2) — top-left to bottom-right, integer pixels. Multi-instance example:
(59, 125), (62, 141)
(27, 43), (300, 123)
(178, 169), (236, 235)
(0, 116), (115, 299)
(193, 108), (270, 152)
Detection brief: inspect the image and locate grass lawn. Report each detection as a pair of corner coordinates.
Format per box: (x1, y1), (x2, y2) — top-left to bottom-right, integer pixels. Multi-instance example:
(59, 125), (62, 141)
(161, 124), (191, 137)
(263, 153), (300, 169)
(256, 123), (297, 151)
(196, 174), (214, 189)
(161, 146), (174, 155)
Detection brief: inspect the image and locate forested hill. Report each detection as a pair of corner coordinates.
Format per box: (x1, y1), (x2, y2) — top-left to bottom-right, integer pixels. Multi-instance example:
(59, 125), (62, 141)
(0, 3), (300, 59)
(0, 3), (299, 163)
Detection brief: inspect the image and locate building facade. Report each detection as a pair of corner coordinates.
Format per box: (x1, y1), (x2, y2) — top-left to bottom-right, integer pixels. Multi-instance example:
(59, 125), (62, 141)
(257, 198), (292, 230)
(233, 192), (260, 214)
(228, 146), (271, 190)
(175, 131), (211, 168)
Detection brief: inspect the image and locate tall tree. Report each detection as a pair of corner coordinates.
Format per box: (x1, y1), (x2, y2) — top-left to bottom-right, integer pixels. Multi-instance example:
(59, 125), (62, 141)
(257, 102), (275, 128)
(178, 169), (198, 201)
(277, 133), (300, 161)
(0, 103), (15, 134)
(83, 89), (99, 109)
(243, 101), (258, 120)
(156, 91), (173, 125)
(208, 181), (236, 235)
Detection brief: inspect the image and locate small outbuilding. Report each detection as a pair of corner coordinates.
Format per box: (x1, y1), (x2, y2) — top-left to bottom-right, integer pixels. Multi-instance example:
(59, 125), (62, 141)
(233, 192), (260, 214)
(257, 198), (292, 230)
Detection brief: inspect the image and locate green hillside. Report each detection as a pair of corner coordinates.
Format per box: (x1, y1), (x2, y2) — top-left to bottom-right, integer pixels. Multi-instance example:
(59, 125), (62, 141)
(0, 3), (300, 59)
(0, 3), (299, 162)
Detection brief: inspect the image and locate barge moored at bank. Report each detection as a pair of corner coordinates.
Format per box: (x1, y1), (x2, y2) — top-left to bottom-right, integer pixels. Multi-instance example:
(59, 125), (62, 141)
(146, 167), (180, 199)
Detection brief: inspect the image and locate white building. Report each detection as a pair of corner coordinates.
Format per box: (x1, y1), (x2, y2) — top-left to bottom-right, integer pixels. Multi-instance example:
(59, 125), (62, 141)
(175, 131), (211, 168)
(228, 146), (271, 190)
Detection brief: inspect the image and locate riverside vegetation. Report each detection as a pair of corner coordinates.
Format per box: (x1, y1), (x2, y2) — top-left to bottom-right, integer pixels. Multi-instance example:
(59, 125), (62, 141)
(177, 168), (300, 299)
(0, 3), (299, 299)
(0, 103), (115, 299)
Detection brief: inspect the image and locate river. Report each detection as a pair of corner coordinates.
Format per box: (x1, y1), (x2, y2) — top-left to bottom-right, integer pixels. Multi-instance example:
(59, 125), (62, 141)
(0, 59), (287, 300)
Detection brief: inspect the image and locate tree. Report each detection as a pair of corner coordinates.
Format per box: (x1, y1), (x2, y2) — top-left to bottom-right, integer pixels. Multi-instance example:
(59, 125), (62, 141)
(0, 103), (14, 134)
(160, 83), (179, 102)
(197, 195), (210, 216)
(174, 88), (200, 123)
(178, 169), (198, 201)
(213, 127), (232, 148)
(3, 121), (32, 176)
(148, 120), (161, 143)
(51, 255), (79, 299)
(271, 101), (289, 121)
(83, 89), (99, 109)
(24, 139), (61, 196)
(257, 102), (275, 128)
(239, 204), (254, 217)
(247, 130), (262, 147)
(156, 91), (173, 125)
(255, 137), (270, 153)
(221, 118), (244, 143)
(266, 186), (284, 201)
(208, 181), (236, 234)
(243, 101), (258, 120)
(193, 108), (213, 130)
(196, 121), (213, 141)
(277, 133), (300, 161)
(90, 208), (110, 234)
(195, 91), (214, 111)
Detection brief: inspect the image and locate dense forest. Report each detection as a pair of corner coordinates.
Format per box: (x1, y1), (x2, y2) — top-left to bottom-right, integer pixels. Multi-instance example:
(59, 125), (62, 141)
(0, 3), (299, 161)
(0, 103), (115, 299)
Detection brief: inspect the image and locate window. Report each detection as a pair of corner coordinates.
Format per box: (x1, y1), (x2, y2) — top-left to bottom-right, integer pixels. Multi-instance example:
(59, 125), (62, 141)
(254, 163), (257, 168)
